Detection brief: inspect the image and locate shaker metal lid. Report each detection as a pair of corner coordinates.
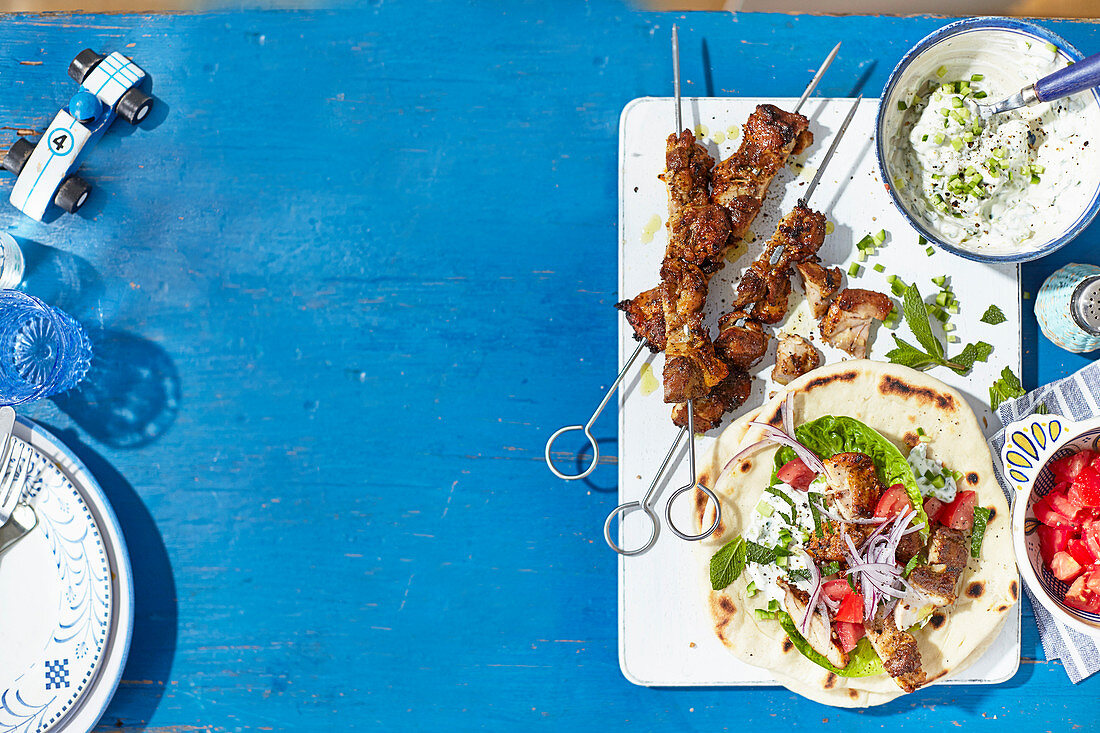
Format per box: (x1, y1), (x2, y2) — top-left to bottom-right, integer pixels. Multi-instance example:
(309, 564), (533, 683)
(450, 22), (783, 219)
(1071, 275), (1100, 336)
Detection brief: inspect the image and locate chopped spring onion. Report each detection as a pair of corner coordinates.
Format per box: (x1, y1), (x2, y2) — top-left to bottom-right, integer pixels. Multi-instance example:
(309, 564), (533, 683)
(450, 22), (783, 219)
(951, 96), (964, 108)
(925, 246), (934, 256)
(936, 65), (948, 78)
(897, 100), (907, 111)
(872, 229), (886, 245)
(856, 234), (875, 251)
(756, 500), (774, 517)
(932, 275), (947, 288)
(971, 73), (984, 81)
(1045, 42), (1058, 54)
(873, 263), (885, 273)
(933, 132), (945, 145)
(973, 90), (988, 99)
(849, 263), (861, 277)
(951, 137), (964, 151)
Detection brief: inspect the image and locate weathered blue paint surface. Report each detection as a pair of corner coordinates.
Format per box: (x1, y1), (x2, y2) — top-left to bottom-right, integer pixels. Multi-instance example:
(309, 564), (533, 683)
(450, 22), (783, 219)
(2, 4), (1098, 730)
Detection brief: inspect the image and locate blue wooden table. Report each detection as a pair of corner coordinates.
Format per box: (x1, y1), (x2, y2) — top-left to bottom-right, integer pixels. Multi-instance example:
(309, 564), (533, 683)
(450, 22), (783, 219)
(5, 3), (1099, 730)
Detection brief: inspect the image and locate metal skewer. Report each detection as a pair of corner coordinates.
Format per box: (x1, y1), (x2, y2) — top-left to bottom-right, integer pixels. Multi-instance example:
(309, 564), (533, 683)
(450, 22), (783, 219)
(606, 26), (721, 556)
(544, 38), (842, 485)
(793, 42), (840, 114)
(799, 94), (861, 208)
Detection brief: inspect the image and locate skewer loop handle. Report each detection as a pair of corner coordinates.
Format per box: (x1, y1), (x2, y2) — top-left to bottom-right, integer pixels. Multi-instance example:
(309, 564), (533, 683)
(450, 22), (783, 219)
(664, 482), (721, 541)
(603, 501), (660, 556)
(544, 424), (600, 480)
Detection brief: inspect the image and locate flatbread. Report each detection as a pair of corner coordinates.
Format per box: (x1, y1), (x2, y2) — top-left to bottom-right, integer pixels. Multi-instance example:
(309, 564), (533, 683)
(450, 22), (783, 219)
(691, 360), (1018, 707)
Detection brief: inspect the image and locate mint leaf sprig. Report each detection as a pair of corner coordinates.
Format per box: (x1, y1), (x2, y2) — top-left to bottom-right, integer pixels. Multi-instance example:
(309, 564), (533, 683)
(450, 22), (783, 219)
(885, 282), (992, 375)
(989, 366), (1027, 410)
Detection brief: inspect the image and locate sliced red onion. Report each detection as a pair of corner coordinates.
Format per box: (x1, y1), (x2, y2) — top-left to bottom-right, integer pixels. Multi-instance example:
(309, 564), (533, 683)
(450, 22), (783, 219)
(719, 439), (772, 477)
(859, 520), (891, 551)
(748, 421), (827, 475)
(901, 522), (926, 536)
(800, 551), (823, 634)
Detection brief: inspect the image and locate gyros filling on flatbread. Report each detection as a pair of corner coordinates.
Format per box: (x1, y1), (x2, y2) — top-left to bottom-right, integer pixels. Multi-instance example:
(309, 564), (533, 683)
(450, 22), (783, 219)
(694, 361), (1017, 707)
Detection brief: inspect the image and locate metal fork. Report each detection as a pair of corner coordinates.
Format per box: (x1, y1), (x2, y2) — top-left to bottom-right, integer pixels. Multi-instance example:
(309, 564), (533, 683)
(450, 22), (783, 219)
(0, 408), (38, 555)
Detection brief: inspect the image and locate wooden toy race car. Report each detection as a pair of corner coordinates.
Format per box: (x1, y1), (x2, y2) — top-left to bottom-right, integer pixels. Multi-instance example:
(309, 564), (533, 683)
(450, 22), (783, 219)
(1, 50), (154, 221)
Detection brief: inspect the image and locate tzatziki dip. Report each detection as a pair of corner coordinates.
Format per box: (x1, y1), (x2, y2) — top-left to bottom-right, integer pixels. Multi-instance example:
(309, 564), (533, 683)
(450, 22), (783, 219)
(884, 33), (1098, 254)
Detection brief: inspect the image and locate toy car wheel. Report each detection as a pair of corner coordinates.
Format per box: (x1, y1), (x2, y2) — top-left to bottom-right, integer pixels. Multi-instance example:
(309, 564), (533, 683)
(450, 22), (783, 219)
(54, 175), (91, 213)
(117, 88), (153, 125)
(1, 138), (34, 176)
(68, 49), (105, 83)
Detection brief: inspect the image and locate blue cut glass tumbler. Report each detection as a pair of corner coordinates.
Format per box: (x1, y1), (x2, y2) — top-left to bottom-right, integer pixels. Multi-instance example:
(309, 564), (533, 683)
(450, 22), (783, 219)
(0, 290), (91, 406)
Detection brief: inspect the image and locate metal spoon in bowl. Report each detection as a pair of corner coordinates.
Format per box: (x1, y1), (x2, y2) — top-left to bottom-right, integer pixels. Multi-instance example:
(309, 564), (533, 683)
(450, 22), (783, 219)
(978, 51), (1100, 118)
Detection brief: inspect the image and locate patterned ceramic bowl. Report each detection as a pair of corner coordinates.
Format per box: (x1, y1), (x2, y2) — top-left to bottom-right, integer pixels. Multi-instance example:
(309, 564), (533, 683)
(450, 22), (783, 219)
(1001, 413), (1100, 635)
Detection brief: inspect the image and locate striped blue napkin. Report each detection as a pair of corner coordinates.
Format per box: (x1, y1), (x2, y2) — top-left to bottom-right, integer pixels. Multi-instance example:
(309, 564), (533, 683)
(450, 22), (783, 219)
(988, 359), (1100, 684)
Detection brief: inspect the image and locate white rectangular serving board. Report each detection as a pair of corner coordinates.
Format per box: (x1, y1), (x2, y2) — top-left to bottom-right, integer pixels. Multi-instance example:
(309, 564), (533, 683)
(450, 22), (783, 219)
(617, 97), (1022, 688)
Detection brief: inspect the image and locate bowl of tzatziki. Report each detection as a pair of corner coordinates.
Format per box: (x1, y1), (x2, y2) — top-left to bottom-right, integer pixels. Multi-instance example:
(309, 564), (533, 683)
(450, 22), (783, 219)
(877, 18), (1100, 262)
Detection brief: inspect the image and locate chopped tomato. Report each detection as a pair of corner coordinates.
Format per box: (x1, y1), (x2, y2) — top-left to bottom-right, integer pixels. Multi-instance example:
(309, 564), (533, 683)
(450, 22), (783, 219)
(777, 458), (817, 491)
(1065, 570), (1100, 613)
(923, 497), (946, 524)
(875, 484), (911, 519)
(835, 621), (864, 653)
(1068, 539), (1097, 567)
(1038, 524), (1072, 566)
(1047, 490), (1084, 521)
(1052, 551), (1085, 582)
(1070, 467), (1100, 508)
(821, 579), (851, 602)
(835, 592), (865, 624)
(1084, 521), (1100, 562)
(1033, 496), (1076, 527)
(940, 490), (978, 531)
(1051, 451), (1094, 483)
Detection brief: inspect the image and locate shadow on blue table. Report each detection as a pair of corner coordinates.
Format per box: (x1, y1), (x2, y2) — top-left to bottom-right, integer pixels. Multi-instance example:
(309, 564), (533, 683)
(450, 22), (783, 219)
(17, 240), (104, 324)
(53, 329), (181, 449)
(37, 421), (177, 728)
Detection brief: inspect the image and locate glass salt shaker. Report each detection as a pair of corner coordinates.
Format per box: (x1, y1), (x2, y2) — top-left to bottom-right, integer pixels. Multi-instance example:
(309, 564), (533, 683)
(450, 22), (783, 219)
(1036, 263), (1100, 353)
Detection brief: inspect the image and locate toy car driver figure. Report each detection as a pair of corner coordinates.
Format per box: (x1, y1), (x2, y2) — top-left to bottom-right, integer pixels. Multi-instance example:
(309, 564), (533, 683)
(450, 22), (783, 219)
(68, 90), (102, 124)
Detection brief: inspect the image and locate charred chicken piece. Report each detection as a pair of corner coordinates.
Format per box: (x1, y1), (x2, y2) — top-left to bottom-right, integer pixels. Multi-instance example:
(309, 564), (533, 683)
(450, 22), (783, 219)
(927, 525), (969, 574)
(752, 264), (794, 325)
(671, 367), (750, 432)
(864, 614), (927, 693)
(615, 285), (665, 352)
(660, 129), (716, 215)
(907, 566), (960, 608)
(819, 288), (893, 358)
(796, 261), (844, 319)
(715, 314), (770, 370)
(712, 105), (813, 237)
(772, 333), (821, 385)
(779, 579), (847, 669)
(768, 206), (827, 270)
(804, 524), (872, 563)
(731, 268), (767, 311)
(823, 452), (884, 521)
(731, 206), (828, 324)
(660, 259), (728, 403)
(895, 531), (923, 565)
(667, 203), (732, 276)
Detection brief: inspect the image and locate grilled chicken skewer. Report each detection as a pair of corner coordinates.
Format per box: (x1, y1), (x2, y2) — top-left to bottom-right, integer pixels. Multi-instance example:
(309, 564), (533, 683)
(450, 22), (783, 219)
(545, 41), (840, 489)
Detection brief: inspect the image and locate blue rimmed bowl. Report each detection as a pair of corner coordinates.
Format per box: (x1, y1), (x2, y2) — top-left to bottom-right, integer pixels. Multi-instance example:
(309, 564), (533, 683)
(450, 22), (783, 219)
(876, 17), (1100, 263)
(1002, 414), (1100, 635)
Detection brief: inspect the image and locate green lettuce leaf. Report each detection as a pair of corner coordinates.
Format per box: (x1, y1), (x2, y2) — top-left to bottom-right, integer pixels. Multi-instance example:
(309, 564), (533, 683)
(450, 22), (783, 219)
(776, 611), (885, 677)
(772, 415), (928, 541)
